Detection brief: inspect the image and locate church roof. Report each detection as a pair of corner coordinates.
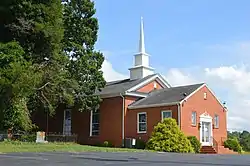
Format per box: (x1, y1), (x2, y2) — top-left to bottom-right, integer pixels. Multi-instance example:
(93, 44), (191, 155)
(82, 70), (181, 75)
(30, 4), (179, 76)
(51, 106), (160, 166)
(96, 74), (158, 96)
(128, 83), (204, 109)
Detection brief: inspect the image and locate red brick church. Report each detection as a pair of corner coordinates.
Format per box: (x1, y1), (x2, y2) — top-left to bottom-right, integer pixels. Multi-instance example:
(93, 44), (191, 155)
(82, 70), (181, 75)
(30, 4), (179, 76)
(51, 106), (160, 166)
(33, 18), (234, 154)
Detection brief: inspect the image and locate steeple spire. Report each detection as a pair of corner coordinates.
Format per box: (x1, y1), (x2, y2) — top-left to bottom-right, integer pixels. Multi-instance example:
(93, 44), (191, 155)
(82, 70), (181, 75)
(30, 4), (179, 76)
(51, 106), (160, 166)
(139, 17), (145, 53)
(129, 17), (154, 80)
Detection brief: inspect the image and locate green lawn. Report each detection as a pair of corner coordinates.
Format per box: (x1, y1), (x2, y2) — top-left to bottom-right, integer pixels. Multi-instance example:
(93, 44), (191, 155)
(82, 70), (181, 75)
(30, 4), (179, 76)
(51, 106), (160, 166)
(0, 141), (147, 153)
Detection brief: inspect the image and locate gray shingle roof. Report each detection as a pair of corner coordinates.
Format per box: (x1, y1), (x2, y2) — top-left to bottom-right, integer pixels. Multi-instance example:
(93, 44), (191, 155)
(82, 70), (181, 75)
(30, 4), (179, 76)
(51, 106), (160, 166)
(128, 83), (204, 108)
(96, 74), (157, 96)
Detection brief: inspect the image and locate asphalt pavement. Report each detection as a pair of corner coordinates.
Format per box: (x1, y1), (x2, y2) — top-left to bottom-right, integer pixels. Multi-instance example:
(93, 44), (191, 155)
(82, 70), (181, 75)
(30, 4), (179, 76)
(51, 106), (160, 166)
(0, 151), (250, 166)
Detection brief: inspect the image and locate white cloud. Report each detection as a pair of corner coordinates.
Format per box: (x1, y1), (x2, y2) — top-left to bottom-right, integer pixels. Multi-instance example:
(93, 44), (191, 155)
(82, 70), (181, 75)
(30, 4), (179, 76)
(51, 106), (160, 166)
(165, 68), (199, 86)
(101, 59), (128, 82)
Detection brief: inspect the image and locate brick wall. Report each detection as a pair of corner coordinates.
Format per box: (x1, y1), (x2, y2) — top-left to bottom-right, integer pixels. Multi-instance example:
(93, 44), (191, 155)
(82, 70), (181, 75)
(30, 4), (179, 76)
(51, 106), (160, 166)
(180, 85), (227, 146)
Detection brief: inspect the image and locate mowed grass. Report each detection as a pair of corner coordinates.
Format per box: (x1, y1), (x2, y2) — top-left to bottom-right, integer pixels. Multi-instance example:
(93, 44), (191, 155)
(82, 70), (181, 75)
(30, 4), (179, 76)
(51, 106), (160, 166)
(0, 141), (147, 153)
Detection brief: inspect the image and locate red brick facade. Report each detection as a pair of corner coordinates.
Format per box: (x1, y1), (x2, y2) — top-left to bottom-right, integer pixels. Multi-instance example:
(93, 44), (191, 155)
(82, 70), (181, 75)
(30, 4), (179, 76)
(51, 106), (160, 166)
(125, 105), (178, 142)
(136, 80), (163, 93)
(32, 80), (227, 148)
(180, 86), (227, 146)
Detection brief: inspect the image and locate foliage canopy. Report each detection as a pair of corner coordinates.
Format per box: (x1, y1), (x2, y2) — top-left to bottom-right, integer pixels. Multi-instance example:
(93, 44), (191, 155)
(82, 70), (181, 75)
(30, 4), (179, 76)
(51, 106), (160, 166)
(0, 0), (105, 131)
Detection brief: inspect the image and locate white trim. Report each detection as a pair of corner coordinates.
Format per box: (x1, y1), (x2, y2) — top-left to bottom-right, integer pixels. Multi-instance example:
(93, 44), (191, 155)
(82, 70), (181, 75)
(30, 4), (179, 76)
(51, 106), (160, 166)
(161, 110), (172, 121)
(125, 92), (148, 98)
(89, 110), (100, 137)
(137, 112), (147, 134)
(100, 92), (148, 99)
(127, 74), (171, 92)
(180, 83), (205, 105)
(191, 111), (197, 126)
(89, 110), (93, 137)
(128, 65), (154, 70)
(178, 104), (181, 128)
(128, 102), (179, 109)
(180, 83), (227, 111)
(214, 114), (219, 128)
(199, 112), (213, 146)
(120, 93), (125, 147)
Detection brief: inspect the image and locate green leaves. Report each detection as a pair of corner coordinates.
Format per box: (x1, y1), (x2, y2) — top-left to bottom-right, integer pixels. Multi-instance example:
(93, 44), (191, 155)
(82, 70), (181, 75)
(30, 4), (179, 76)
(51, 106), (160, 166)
(0, 0), (105, 131)
(0, 42), (40, 131)
(146, 118), (194, 153)
(62, 0), (105, 111)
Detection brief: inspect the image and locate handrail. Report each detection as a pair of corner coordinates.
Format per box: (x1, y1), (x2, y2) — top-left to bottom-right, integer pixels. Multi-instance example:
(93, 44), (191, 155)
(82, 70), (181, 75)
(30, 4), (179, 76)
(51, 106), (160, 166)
(211, 136), (219, 153)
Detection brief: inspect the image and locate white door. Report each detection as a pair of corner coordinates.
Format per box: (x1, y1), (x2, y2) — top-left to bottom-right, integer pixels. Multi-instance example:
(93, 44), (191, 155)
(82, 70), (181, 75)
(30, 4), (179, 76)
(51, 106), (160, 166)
(201, 122), (211, 146)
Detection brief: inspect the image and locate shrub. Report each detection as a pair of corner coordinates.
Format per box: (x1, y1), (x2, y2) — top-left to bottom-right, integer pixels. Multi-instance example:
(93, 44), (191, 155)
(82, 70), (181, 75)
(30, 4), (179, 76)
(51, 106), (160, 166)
(146, 118), (194, 153)
(102, 141), (113, 147)
(187, 136), (201, 153)
(224, 138), (242, 153)
(19, 134), (36, 142)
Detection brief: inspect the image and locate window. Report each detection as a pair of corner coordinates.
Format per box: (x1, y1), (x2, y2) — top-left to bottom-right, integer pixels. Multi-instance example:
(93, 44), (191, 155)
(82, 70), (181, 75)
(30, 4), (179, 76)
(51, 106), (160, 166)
(161, 110), (172, 121)
(90, 109), (100, 136)
(214, 115), (219, 128)
(191, 111), (197, 126)
(137, 112), (147, 133)
(63, 109), (71, 135)
(154, 82), (157, 89)
(204, 92), (207, 100)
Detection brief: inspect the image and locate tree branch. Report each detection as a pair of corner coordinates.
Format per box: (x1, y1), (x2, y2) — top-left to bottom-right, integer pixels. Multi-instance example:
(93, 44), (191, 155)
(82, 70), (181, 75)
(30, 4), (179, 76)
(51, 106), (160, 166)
(36, 82), (52, 90)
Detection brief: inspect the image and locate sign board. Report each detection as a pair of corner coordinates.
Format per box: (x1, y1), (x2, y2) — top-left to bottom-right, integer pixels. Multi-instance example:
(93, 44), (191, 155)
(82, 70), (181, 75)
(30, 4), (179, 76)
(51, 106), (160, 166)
(36, 131), (47, 143)
(132, 138), (136, 146)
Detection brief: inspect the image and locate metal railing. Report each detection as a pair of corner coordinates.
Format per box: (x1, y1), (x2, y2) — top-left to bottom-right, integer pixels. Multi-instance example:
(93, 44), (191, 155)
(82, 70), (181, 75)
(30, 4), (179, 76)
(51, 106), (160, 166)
(211, 136), (219, 153)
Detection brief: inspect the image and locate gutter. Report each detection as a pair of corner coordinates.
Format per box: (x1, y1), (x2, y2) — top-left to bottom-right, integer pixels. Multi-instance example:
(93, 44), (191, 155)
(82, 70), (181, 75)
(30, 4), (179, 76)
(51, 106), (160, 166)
(120, 93), (125, 147)
(177, 103), (181, 129)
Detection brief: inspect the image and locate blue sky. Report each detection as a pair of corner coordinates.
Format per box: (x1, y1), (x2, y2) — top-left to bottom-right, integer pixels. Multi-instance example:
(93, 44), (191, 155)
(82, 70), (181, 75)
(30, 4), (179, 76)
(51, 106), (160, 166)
(94, 0), (250, 131)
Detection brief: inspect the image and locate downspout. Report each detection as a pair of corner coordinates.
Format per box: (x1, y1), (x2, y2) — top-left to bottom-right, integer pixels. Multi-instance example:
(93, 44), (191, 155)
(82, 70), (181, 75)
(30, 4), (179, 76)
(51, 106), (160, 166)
(177, 103), (181, 129)
(120, 93), (125, 147)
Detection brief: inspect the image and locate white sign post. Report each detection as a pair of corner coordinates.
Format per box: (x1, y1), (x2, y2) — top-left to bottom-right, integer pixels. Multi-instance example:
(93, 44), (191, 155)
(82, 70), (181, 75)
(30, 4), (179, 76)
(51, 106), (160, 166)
(36, 131), (47, 143)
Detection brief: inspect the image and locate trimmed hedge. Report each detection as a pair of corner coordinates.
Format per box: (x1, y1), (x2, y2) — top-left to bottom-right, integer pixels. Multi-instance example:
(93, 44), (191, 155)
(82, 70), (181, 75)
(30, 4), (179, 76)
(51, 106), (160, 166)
(187, 136), (201, 153)
(146, 118), (194, 153)
(224, 138), (242, 153)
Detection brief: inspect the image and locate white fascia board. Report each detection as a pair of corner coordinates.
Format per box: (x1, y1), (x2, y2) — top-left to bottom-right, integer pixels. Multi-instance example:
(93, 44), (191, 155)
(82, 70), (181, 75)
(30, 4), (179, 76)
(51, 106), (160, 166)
(127, 74), (170, 92)
(128, 102), (180, 110)
(125, 92), (148, 98)
(179, 83), (227, 111)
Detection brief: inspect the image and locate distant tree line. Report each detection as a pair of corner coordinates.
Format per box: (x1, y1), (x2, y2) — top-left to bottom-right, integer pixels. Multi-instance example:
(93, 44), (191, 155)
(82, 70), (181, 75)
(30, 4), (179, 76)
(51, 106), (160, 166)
(228, 130), (250, 152)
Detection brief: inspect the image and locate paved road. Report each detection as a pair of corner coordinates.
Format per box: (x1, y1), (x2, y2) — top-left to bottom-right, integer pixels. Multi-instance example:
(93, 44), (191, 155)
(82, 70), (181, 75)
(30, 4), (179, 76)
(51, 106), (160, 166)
(0, 151), (250, 166)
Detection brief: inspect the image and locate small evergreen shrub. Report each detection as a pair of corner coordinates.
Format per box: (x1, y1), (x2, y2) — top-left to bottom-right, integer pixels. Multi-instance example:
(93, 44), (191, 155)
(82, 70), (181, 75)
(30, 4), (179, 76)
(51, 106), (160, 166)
(146, 118), (194, 153)
(102, 141), (113, 147)
(224, 138), (242, 153)
(187, 136), (201, 153)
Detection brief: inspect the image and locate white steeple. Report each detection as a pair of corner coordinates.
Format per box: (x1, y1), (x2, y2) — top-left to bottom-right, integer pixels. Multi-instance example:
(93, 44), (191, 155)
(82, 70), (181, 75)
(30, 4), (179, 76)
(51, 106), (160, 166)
(129, 17), (154, 80)
(139, 17), (145, 53)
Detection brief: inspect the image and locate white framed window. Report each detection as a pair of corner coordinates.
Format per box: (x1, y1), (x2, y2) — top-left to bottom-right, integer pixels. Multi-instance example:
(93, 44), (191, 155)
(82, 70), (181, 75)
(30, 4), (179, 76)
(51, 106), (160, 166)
(204, 92), (207, 100)
(90, 109), (100, 136)
(137, 112), (147, 133)
(191, 111), (197, 126)
(214, 114), (219, 128)
(154, 82), (157, 89)
(161, 110), (172, 121)
(63, 109), (72, 135)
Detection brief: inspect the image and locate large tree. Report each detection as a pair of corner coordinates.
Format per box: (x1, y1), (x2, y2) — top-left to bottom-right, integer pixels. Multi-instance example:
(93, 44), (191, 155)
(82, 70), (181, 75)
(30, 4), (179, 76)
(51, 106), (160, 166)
(0, 42), (40, 131)
(62, 0), (105, 111)
(0, 0), (68, 114)
(0, 0), (105, 131)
